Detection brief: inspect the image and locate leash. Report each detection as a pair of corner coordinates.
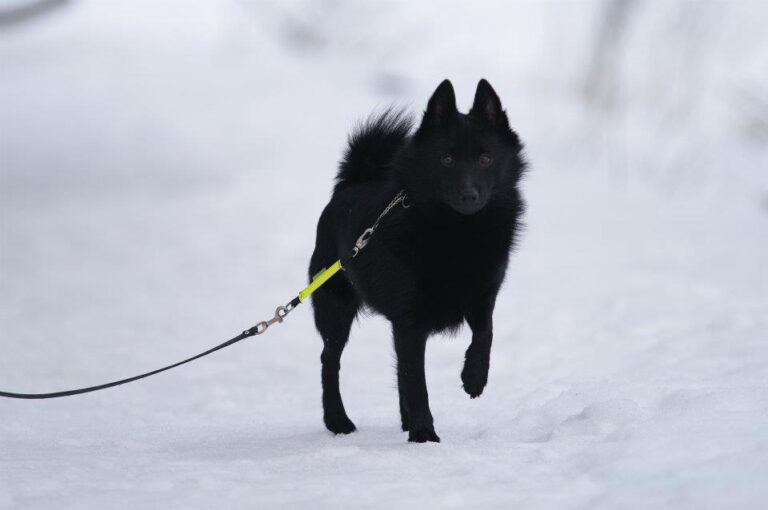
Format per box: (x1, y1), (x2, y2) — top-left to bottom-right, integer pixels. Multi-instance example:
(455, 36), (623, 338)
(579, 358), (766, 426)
(0, 190), (410, 400)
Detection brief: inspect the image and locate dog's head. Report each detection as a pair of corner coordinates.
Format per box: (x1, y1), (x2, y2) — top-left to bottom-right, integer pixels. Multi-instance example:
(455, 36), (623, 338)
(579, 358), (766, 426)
(398, 79), (524, 215)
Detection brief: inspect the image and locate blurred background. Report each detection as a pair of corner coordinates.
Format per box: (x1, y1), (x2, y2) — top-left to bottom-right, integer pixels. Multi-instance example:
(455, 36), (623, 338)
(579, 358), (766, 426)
(1, 1), (767, 509)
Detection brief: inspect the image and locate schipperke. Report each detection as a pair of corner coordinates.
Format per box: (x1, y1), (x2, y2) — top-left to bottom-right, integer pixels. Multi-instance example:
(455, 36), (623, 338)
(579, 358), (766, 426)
(309, 79), (526, 442)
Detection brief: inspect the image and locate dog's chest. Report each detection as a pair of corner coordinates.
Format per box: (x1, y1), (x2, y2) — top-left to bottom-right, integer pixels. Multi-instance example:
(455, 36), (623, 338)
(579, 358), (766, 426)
(353, 208), (515, 329)
(407, 218), (511, 311)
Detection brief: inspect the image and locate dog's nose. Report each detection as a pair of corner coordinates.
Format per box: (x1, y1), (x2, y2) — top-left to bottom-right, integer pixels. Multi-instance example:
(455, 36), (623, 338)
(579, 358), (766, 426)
(460, 189), (479, 203)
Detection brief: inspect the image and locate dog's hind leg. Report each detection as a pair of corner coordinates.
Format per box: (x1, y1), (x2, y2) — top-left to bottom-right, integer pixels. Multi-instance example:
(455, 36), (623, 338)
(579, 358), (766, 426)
(311, 273), (359, 435)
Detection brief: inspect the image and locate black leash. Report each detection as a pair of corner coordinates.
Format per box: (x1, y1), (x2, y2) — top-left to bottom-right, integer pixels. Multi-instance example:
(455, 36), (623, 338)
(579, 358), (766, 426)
(0, 191), (409, 400)
(0, 329), (255, 399)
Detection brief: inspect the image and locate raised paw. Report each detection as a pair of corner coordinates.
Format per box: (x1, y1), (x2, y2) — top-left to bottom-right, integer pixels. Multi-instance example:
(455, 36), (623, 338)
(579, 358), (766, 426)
(461, 352), (489, 398)
(324, 412), (357, 435)
(408, 425), (440, 443)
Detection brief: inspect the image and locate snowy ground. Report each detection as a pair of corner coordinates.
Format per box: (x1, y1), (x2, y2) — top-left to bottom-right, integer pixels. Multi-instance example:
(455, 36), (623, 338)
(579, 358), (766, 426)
(1, 1), (767, 509)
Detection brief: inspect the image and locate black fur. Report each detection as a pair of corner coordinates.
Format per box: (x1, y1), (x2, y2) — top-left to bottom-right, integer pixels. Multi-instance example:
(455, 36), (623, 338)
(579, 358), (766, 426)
(309, 79), (526, 442)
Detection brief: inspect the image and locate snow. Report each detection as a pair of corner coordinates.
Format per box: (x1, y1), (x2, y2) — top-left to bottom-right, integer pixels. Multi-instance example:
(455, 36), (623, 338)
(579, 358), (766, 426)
(1, 1), (768, 509)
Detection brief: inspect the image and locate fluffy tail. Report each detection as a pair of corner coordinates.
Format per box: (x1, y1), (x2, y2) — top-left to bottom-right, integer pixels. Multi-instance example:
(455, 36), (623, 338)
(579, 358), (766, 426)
(336, 108), (412, 189)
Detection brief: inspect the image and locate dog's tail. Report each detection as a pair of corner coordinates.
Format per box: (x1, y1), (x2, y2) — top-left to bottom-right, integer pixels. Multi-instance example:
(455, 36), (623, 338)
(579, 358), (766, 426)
(335, 107), (412, 189)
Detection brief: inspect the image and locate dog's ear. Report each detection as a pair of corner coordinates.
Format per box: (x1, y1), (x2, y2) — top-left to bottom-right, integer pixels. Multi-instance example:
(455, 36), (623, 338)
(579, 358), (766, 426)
(420, 79), (457, 131)
(470, 79), (508, 129)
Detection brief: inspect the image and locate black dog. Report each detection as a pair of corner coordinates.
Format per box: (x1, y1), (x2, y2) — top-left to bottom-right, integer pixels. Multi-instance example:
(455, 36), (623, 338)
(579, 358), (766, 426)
(309, 79), (526, 442)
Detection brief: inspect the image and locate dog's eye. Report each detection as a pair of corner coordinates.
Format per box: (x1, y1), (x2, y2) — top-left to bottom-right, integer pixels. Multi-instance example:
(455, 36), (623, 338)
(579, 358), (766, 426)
(478, 154), (493, 167)
(440, 154), (455, 167)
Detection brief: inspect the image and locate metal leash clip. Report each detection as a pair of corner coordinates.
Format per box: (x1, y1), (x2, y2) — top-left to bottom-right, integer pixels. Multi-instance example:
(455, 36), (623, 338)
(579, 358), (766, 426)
(246, 303), (293, 336)
(352, 228), (375, 258)
(350, 190), (410, 258)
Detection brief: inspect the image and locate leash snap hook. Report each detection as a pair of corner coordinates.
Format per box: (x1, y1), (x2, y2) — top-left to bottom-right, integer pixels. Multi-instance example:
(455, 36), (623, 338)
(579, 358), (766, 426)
(274, 305), (290, 322)
(245, 304), (293, 337)
(353, 227), (374, 257)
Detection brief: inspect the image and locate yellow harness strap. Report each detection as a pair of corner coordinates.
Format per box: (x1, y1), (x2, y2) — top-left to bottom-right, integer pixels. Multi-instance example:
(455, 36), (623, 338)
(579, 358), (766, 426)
(298, 260), (343, 302)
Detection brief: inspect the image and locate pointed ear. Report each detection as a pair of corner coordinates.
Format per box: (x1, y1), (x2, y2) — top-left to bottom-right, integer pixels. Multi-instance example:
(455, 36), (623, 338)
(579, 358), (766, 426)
(420, 79), (457, 131)
(470, 79), (508, 128)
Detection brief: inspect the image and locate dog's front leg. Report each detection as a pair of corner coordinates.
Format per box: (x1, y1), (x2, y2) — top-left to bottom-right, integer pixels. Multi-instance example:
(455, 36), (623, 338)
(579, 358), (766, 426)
(393, 324), (440, 443)
(462, 299), (495, 398)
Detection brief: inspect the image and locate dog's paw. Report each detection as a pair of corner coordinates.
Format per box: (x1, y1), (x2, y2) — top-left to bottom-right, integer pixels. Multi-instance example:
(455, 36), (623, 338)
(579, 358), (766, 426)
(408, 426), (440, 443)
(324, 412), (357, 435)
(461, 354), (489, 398)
